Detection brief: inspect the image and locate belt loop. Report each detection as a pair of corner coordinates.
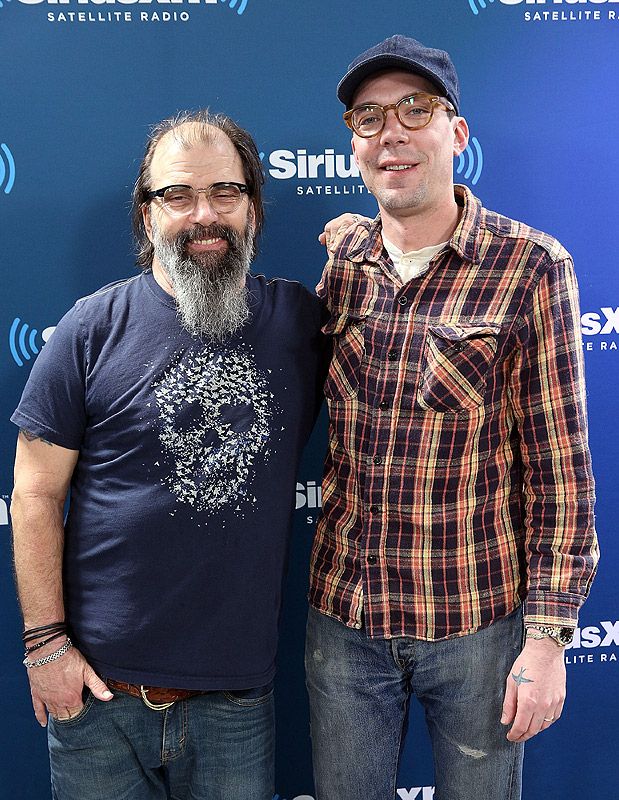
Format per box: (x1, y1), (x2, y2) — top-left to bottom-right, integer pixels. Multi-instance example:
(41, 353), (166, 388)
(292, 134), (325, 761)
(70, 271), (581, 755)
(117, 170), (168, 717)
(139, 685), (175, 711)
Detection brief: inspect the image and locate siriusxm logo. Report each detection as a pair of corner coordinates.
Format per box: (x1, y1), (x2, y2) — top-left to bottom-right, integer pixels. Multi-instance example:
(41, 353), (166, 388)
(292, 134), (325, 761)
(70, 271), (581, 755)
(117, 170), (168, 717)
(0, 498), (8, 526)
(455, 137), (483, 186)
(9, 318), (56, 367)
(20, 0), (217, 4)
(566, 620), (619, 650)
(295, 480), (322, 510)
(581, 307), (619, 335)
(468, 0), (494, 14)
(273, 791), (434, 800)
(1, 143), (15, 194)
(15, 0), (251, 14)
(469, 0), (619, 14)
(501, 0), (619, 4)
(266, 149), (359, 181)
(220, 0), (247, 13)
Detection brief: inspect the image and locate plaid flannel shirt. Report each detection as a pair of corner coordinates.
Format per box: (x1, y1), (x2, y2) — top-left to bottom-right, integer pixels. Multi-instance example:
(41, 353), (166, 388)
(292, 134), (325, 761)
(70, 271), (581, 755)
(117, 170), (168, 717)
(309, 185), (598, 641)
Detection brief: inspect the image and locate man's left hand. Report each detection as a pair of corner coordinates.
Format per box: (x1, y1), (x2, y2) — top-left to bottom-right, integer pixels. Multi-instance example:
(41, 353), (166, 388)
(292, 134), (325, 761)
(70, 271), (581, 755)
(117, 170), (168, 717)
(501, 636), (566, 742)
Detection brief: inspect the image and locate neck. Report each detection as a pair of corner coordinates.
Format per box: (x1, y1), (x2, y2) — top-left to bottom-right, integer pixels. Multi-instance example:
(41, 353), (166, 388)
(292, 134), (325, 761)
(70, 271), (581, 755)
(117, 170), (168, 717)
(380, 196), (461, 253)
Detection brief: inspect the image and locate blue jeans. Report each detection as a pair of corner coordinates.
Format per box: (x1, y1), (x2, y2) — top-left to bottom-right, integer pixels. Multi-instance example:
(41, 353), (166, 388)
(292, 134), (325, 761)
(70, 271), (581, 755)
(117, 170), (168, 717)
(305, 607), (524, 800)
(48, 684), (275, 800)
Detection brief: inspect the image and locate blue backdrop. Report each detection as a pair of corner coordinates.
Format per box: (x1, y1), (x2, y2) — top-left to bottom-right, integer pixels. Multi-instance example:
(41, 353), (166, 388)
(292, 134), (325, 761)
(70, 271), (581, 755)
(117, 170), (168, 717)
(1, 1), (617, 798)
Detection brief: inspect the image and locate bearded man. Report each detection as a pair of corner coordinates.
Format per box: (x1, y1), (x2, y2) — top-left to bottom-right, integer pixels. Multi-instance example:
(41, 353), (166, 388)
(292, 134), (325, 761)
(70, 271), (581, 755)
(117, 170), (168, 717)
(10, 110), (323, 800)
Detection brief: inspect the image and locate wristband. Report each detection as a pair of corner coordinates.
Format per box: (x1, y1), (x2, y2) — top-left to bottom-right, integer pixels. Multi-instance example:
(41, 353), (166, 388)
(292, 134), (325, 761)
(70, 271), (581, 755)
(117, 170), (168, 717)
(23, 638), (72, 669)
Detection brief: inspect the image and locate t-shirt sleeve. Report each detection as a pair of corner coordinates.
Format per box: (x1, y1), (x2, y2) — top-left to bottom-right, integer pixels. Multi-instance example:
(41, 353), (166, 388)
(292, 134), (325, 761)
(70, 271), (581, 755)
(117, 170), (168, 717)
(10, 304), (87, 451)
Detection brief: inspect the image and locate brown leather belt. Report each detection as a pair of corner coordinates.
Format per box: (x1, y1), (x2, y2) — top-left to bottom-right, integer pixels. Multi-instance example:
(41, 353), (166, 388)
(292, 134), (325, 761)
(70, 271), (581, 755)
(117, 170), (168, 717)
(106, 679), (206, 710)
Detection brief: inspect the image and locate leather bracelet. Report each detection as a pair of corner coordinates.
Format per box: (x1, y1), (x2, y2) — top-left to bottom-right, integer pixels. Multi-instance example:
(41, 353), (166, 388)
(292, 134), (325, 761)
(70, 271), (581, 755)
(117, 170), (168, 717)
(23, 624), (67, 645)
(22, 622), (66, 641)
(23, 638), (72, 669)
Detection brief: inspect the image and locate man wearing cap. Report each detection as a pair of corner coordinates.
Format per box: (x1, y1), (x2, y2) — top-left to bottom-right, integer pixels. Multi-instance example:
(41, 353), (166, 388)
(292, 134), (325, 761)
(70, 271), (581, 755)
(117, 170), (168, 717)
(306, 35), (598, 799)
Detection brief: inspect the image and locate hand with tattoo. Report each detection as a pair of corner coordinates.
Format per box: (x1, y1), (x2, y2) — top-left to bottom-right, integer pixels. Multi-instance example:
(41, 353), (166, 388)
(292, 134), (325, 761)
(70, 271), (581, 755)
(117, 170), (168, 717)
(501, 636), (566, 742)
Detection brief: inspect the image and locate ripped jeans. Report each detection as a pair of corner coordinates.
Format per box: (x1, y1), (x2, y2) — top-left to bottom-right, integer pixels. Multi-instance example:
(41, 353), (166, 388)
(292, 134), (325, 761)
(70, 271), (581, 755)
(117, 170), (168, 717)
(305, 607), (524, 800)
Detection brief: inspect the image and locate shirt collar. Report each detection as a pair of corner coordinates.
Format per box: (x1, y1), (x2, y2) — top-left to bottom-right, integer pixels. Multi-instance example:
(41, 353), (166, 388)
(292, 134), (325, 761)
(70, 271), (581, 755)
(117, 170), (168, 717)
(346, 184), (482, 266)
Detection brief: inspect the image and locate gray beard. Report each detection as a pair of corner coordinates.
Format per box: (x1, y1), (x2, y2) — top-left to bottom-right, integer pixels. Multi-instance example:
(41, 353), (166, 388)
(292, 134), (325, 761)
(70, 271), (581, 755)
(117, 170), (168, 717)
(151, 219), (253, 341)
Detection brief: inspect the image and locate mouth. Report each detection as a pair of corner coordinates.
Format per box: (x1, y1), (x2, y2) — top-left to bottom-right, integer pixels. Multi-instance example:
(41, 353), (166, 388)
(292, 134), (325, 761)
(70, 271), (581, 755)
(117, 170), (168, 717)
(186, 236), (228, 253)
(381, 163), (417, 172)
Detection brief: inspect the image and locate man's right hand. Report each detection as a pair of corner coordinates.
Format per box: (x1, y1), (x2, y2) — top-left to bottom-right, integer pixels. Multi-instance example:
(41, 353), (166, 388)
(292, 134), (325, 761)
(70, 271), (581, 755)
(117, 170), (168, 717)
(27, 645), (113, 727)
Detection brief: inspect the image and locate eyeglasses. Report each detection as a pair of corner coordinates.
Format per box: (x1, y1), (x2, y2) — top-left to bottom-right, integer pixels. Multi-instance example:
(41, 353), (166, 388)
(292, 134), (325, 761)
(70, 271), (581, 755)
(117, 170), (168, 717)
(343, 92), (456, 138)
(144, 182), (249, 217)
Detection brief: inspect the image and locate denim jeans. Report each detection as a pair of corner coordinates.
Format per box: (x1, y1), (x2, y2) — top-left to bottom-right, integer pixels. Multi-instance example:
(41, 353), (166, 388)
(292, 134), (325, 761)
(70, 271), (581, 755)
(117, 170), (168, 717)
(305, 607), (524, 800)
(48, 684), (275, 800)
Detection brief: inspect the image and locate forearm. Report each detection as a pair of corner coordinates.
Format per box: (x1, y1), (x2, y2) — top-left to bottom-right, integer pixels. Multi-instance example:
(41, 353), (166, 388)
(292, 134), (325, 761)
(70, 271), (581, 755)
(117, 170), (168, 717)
(11, 488), (66, 629)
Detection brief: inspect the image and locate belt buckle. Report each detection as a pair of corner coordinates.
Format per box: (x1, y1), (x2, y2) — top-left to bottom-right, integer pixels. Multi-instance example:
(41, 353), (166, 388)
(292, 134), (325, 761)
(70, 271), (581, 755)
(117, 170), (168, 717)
(139, 685), (175, 711)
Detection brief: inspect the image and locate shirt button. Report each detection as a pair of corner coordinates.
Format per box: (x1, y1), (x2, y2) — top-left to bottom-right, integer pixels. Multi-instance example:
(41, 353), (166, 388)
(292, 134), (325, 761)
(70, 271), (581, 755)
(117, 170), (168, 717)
(372, 456), (382, 465)
(398, 296), (408, 306)
(378, 400), (389, 410)
(369, 505), (379, 514)
(367, 555), (377, 565)
(387, 350), (398, 361)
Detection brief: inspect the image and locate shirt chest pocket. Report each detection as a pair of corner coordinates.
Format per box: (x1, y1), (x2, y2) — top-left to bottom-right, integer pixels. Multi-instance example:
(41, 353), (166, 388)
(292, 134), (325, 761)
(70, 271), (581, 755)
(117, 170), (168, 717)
(323, 312), (367, 402)
(417, 323), (502, 413)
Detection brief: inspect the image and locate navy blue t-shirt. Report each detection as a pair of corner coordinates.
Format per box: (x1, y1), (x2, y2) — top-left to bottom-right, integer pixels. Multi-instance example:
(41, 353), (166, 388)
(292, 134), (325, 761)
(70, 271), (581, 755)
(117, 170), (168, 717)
(12, 270), (323, 689)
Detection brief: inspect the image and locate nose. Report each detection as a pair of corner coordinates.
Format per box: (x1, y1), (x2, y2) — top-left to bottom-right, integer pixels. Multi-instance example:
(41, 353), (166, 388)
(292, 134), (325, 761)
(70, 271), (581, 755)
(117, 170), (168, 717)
(379, 108), (410, 147)
(188, 192), (219, 225)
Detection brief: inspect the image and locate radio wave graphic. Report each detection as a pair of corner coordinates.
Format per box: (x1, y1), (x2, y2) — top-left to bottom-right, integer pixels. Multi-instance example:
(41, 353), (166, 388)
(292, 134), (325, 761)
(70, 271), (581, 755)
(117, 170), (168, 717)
(0, 143), (15, 193)
(456, 137), (483, 186)
(220, 0), (248, 14)
(468, 0), (494, 15)
(9, 318), (40, 367)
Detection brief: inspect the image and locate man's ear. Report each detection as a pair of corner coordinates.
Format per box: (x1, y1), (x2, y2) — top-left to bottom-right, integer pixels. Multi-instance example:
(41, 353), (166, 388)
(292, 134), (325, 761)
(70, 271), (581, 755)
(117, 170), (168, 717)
(142, 204), (154, 242)
(248, 201), (256, 231)
(351, 136), (361, 168)
(452, 117), (469, 157)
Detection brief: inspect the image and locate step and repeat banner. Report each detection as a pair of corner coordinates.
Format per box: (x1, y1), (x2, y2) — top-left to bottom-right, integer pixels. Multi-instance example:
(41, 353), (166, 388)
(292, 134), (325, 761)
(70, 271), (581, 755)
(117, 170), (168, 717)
(1, 1), (617, 798)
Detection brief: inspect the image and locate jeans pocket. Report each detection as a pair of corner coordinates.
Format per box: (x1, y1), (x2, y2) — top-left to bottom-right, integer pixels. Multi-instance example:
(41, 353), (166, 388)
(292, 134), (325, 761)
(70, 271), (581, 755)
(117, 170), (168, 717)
(50, 690), (95, 726)
(222, 683), (274, 708)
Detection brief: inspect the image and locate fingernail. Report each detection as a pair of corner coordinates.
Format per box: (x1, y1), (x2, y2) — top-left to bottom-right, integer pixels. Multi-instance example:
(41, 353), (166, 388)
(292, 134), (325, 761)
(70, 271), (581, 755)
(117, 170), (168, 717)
(102, 690), (113, 699)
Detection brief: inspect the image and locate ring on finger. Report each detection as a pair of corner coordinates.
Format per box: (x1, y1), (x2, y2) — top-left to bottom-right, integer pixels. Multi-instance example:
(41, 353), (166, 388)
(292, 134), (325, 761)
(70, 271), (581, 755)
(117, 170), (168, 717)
(543, 716), (554, 722)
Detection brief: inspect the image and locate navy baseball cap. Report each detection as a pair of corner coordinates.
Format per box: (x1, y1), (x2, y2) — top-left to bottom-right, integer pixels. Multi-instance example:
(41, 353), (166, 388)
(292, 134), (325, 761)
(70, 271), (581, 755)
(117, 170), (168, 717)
(337, 35), (460, 114)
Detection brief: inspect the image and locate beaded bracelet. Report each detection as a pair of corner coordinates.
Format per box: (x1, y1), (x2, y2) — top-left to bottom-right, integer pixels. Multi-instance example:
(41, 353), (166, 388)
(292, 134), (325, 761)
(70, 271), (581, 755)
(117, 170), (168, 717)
(24, 630), (68, 655)
(23, 638), (72, 669)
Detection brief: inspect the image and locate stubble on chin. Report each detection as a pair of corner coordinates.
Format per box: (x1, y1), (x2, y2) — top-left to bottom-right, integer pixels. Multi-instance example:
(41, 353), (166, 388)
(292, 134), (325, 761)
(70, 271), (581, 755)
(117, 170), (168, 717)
(372, 184), (428, 214)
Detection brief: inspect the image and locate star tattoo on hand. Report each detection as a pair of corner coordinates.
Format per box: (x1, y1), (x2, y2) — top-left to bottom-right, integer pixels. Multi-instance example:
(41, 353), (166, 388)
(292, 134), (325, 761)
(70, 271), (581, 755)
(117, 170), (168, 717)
(512, 667), (534, 686)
